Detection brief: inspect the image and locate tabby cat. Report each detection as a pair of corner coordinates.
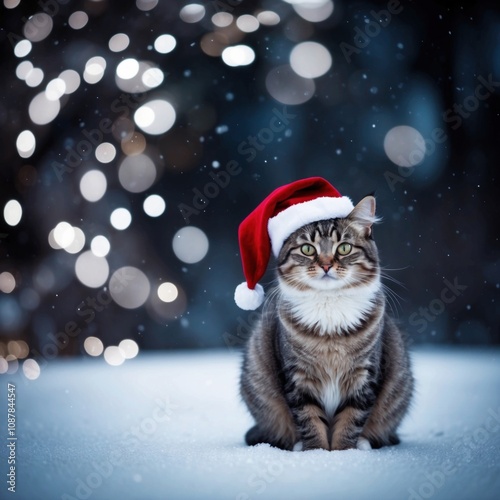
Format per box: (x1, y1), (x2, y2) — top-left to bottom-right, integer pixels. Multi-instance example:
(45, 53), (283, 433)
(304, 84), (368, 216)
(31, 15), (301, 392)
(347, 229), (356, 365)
(240, 196), (414, 451)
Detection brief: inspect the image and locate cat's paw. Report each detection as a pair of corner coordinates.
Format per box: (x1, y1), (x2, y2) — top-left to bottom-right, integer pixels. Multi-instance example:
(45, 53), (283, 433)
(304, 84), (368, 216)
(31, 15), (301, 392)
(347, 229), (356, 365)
(292, 441), (304, 452)
(356, 437), (372, 450)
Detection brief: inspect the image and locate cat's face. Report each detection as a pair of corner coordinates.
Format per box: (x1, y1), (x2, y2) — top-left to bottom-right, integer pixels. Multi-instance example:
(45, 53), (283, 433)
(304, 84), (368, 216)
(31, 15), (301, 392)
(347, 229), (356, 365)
(277, 196), (379, 292)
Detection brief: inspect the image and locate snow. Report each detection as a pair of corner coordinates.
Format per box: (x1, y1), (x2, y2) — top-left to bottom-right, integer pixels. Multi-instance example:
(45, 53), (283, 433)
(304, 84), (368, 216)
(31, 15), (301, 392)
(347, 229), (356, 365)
(2, 347), (500, 500)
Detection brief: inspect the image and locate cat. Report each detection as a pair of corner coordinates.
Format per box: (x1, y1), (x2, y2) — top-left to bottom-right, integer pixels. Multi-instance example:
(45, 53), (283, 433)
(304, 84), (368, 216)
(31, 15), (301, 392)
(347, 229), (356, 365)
(240, 195), (414, 451)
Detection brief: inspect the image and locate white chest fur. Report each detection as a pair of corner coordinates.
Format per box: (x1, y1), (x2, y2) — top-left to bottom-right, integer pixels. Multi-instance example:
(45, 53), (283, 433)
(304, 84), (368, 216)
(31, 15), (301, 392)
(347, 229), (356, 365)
(281, 281), (380, 335)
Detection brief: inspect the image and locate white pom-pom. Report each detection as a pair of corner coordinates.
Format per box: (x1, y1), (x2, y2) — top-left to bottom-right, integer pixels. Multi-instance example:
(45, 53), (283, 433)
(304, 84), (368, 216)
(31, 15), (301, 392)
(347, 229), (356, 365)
(234, 282), (265, 310)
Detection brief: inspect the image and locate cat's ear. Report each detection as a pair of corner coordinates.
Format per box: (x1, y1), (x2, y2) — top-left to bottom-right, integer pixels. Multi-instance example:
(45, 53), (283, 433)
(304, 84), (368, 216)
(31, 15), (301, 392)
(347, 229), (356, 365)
(348, 196), (378, 237)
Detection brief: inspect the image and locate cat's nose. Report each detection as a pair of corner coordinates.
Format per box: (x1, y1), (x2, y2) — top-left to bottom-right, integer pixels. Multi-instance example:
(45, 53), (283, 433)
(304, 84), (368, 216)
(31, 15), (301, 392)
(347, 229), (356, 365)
(322, 265), (332, 273)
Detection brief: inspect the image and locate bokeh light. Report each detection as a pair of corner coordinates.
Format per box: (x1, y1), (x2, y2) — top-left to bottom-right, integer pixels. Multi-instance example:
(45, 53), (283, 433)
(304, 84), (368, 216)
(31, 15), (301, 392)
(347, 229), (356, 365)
(384, 125), (426, 167)
(236, 15), (259, 33)
(4, 200), (23, 226)
(14, 39), (32, 57)
(75, 251), (110, 288)
(109, 33), (130, 52)
(45, 78), (66, 101)
(172, 226), (209, 264)
(221, 45), (256, 67)
(154, 34), (176, 54)
(180, 4), (205, 23)
(158, 282), (178, 303)
(257, 11), (281, 25)
(29, 91), (60, 125)
(110, 208), (132, 230)
(22, 359), (40, 380)
(84, 56), (106, 84)
(134, 99), (176, 135)
(212, 12), (233, 28)
(103, 345), (125, 366)
(292, 0), (334, 23)
(16, 61), (33, 80)
(58, 69), (81, 94)
(290, 41), (332, 79)
(68, 11), (89, 30)
(116, 58), (140, 80)
(95, 142), (117, 164)
(64, 227), (86, 255)
(265, 65), (315, 105)
(109, 267), (150, 309)
(23, 13), (53, 42)
(84, 336), (104, 356)
(80, 170), (107, 202)
(0, 272), (16, 293)
(53, 221), (74, 249)
(143, 194), (166, 217)
(91, 235), (110, 257)
(119, 339), (139, 359)
(16, 130), (36, 158)
(118, 154), (156, 193)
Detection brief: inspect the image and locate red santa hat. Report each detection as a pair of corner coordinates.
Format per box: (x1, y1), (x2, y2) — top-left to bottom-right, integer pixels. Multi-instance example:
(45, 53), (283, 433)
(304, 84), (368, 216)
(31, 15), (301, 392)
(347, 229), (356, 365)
(235, 177), (354, 310)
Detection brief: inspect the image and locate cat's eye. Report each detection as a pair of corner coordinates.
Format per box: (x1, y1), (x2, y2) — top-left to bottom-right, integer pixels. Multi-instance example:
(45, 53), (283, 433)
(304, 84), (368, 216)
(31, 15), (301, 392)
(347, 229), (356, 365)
(300, 244), (316, 256)
(337, 243), (352, 256)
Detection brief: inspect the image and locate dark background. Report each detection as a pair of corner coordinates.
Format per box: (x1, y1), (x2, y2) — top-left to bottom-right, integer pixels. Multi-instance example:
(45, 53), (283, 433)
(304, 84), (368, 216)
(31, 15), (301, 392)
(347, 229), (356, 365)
(0, 0), (499, 367)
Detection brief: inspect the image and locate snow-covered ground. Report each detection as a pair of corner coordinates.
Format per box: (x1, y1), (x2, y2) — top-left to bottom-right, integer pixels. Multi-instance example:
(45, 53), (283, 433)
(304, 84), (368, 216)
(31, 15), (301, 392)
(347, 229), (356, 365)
(1, 347), (499, 500)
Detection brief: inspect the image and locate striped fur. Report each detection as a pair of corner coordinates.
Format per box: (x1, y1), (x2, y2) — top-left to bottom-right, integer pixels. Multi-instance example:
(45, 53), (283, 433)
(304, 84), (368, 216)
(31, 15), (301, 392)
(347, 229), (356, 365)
(240, 196), (414, 451)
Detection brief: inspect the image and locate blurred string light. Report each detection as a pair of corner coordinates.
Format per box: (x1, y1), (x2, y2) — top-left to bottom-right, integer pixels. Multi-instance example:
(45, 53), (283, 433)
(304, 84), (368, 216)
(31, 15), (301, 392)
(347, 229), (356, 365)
(143, 194), (166, 217)
(80, 170), (107, 202)
(4, 200), (22, 226)
(22, 359), (40, 380)
(290, 41), (332, 78)
(103, 345), (124, 366)
(16, 130), (36, 158)
(115, 58), (164, 93)
(16, 61), (33, 80)
(75, 251), (109, 288)
(109, 33), (130, 52)
(110, 208), (132, 230)
(119, 339), (139, 359)
(121, 131), (146, 156)
(4, 0), (21, 8)
(179, 4), (205, 23)
(384, 125), (426, 167)
(172, 226), (209, 264)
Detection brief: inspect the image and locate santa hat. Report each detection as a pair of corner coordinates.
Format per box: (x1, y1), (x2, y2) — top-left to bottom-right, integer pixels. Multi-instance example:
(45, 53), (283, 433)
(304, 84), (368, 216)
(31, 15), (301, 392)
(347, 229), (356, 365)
(235, 177), (354, 310)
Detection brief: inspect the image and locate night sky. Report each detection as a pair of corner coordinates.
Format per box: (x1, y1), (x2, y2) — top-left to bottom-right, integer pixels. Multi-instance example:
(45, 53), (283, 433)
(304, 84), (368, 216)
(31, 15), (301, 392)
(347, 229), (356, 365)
(0, 0), (499, 376)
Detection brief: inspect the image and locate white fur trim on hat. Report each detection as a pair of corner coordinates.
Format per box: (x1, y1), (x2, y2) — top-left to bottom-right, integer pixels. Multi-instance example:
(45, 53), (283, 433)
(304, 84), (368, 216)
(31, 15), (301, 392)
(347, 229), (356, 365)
(234, 282), (265, 310)
(267, 196), (354, 257)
